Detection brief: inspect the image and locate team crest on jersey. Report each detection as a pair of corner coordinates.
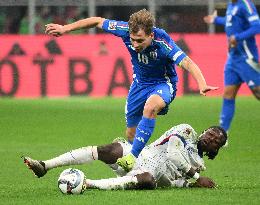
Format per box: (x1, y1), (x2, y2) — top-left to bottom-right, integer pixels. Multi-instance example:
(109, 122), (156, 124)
(149, 50), (157, 60)
(108, 21), (117, 30)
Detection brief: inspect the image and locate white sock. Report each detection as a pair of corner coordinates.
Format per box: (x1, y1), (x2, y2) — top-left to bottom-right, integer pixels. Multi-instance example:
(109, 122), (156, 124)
(44, 146), (98, 170)
(86, 176), (138, 190)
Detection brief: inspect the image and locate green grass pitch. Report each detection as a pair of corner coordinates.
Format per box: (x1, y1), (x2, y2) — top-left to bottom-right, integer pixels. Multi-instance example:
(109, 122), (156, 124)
(0, 96), (259, 205)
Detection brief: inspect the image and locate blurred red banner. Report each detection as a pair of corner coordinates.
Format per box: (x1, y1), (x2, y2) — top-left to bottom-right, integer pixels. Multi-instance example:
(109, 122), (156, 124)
(0, 34), (259, 98)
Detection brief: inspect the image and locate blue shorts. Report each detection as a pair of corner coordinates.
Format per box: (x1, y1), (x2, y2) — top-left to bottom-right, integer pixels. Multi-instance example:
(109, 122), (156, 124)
(125, 81), (177, 127)
(224, 58), (260, 88)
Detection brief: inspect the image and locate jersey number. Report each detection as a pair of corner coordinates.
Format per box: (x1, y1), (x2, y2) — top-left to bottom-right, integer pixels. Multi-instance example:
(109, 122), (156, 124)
(226, 14), (232, 27)
(138, 53), (149, 64)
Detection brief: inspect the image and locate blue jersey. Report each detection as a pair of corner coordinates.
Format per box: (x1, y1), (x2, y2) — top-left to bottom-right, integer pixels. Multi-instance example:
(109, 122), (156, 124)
(102, 19), (187, 85)
(215, 0), (260, 61)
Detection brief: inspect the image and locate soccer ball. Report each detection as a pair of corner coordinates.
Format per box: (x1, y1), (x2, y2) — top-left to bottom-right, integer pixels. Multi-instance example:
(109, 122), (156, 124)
(58, 168), (85, 194)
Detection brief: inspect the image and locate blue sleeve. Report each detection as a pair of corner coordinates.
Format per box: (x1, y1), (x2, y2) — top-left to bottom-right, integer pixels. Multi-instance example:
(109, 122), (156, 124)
(154, 29), (186, 65)
(102, 19), (129, 37)
(214, 16), (226, 26)
(235, 24), (260, 41)
(235, 1), (260, 40)
(155, 30), (187, 65)
(168, 42), (187, 66)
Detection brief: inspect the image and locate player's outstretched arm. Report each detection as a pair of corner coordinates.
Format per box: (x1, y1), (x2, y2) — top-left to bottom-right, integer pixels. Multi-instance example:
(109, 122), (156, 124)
(45, 17), (105, 37)
(204, 10), (226, 26)
(179, 56), (218, 96)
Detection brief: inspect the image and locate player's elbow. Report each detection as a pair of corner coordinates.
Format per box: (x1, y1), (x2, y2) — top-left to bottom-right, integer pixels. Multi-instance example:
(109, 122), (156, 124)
(167, 152), (191, 173)
(166, 151), (180, 163)
(251, 23), (260, 34)
(95, 17), (106, 29)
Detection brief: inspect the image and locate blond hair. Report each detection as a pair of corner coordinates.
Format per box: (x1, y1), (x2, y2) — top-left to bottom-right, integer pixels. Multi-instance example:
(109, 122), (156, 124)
(128, 9), (155, 35)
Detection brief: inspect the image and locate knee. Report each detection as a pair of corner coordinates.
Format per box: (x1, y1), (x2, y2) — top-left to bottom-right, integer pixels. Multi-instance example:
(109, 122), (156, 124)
(223, 86), (239, 99)
(97, 143), (123, 164)
(136, 172), (156, 190)
(143, 103), (155, 116)
(223, 90), (236, 99)
(143, 103), (161, 117)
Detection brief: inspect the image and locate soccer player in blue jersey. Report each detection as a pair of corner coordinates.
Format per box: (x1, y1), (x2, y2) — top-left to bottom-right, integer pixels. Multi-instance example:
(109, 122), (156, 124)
(204, 0), (260, 135)
(46, 9), (218, 171)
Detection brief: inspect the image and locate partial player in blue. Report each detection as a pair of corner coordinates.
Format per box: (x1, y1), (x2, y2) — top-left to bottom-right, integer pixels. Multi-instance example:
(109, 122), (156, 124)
(204, 0), (260, 136)
(45, 9), (218, 171)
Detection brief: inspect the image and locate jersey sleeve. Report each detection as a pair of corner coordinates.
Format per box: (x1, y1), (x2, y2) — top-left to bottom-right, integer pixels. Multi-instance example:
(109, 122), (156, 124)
(171, 179), (190, 188)
(241, 0), (260, 26)
(155, 30), (187, 65)
(235, 0), (260, 40)
(102, 19), (129, 37)
(214, 16), (226, 26)
(168, 42), (187, 66)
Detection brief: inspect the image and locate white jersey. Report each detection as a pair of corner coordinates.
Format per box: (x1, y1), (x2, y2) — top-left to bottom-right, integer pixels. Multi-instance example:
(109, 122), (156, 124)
(112, 124), (205, 187)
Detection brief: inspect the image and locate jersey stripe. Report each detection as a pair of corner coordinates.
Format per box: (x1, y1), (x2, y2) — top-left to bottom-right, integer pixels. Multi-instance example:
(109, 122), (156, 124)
(242, 0), (254, 14)
(154, 39), (173, 51)
(117, 23), (128, 29)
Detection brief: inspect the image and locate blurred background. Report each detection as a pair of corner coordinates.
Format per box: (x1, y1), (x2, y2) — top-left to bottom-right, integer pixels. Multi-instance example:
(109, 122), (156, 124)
(0, 0), (236, 34)
(0, 0), (260, 98)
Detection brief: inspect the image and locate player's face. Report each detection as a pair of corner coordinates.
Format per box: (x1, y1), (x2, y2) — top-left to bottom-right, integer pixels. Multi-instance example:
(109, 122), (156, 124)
(130, 29), (153, 53)
(199, 128), (224, 153)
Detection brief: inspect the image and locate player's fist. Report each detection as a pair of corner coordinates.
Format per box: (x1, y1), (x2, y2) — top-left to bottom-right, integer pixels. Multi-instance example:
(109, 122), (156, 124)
(229, 35), (237, 48)
(45, 24), (66, 37)
(193, 176), (217, 188)
(203, 10), (217, 24)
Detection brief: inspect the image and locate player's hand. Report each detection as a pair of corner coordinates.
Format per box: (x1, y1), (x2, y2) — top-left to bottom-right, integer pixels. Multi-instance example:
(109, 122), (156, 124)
(203, 10), (217, 24)
(200, 86), (219, 96)
(229, 35), (237, 48)
(45, 23), (66, 37)
(116, 153), (136, 172)
(193, 176), (217, 188)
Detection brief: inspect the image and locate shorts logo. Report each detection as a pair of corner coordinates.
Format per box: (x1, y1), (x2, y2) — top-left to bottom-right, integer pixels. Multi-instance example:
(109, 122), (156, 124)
(108, 21), (117, 30)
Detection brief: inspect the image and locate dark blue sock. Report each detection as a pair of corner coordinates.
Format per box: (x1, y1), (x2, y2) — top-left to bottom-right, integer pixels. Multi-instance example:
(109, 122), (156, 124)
(220, 98), (235, 131)
(131, 117), (156, 158)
